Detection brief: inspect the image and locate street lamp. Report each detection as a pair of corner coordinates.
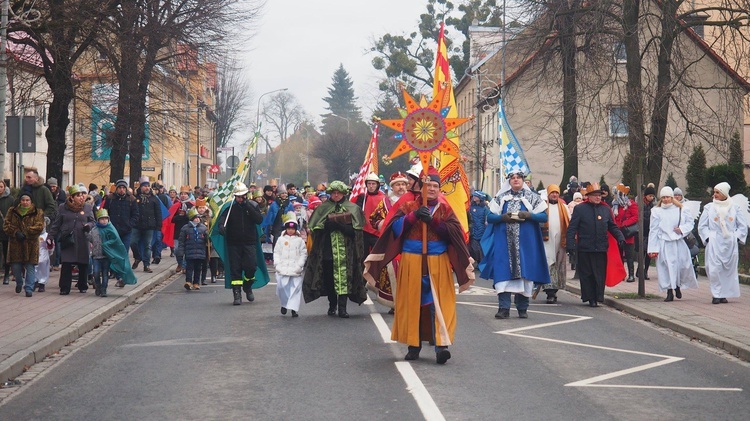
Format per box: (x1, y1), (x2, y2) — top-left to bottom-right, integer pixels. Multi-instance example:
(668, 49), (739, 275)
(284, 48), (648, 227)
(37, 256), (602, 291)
(253, 88), (288, 179)
(331, 113), (350, 132)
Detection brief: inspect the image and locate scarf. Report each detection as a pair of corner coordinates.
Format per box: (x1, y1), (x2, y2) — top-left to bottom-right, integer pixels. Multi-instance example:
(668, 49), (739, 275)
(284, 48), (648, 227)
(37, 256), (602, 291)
(612, 191), (630, 216)
(712, 197), (733, 238)
(542, 201), (570, 248)
(18, 205), (30, 216)
(66, 197), (84, 213)
(661, 203), (674, 209)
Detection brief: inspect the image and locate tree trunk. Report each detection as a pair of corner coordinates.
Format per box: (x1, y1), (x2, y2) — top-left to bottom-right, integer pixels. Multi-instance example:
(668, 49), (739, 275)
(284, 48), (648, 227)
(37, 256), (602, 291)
(623, 0), (646, 184)
(45, 69), (73, 183)
(557, 4), (579, 186)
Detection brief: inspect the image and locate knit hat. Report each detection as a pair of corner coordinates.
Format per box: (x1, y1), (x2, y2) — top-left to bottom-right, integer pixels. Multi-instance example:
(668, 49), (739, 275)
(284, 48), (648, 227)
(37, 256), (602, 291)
(48, 177), (58, 187)
(139, 176), (150, 187)
(115, 179), (128, 189)
(421, 166), (440, 184)
(573, 192), (583, 201)
(659, 186), (674, 197)
(68, 184), (87, 195)
(169, 185), (177, 193)
(600, 183), (610, 195)
(263, 185), (274, 193)
(96, 209), (109, 220)
(714, 182), (731, 198)
(673, 187), (683, 197)
(547, 184), (561, 195)
(643, 186), (656, 196)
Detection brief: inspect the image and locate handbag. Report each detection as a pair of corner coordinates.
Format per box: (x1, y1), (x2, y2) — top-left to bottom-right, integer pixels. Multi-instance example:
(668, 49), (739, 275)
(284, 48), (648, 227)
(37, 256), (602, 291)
(678, 208), (697, 249)
(59, 220), (77, 250)
(621, 223), (638, 238)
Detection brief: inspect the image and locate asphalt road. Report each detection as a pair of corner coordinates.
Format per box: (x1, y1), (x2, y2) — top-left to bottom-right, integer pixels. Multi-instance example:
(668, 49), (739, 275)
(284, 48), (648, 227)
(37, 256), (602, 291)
(3, 274), (750, 420)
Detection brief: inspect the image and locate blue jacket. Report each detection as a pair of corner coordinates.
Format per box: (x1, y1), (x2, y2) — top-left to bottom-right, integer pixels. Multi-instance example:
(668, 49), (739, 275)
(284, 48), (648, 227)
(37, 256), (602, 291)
(103, 192), (139, 237)
(469, 202), (488, 240)
(177, 222), (208, 260)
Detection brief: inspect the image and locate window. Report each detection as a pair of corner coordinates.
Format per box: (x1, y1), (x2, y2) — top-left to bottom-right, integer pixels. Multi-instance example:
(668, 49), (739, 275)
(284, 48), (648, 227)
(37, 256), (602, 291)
(609, 106), (628, 137)
(613, 42), (627, 63)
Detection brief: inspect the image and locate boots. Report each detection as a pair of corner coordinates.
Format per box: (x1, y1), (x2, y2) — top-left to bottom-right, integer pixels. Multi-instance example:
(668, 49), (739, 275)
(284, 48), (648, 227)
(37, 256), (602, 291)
(232, 286), (242, 305)
(495, 308), (510, 319)
(328, 296), (337, 316)
(337, 295), (349, 318)
(675, 286), (682, 299)
(2, 274), (9, 285)
(243, 282), (255, 302)
(664, 289), (674, 302)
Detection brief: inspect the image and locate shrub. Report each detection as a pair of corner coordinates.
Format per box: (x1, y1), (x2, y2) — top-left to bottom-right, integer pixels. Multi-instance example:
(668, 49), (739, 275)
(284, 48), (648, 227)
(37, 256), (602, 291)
(686, 145), (708, 198)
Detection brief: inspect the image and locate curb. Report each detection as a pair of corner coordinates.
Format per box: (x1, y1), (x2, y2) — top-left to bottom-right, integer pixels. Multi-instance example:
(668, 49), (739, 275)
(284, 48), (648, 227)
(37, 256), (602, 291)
(696, 266), (750, 286)
(565, 285), (750, 362)
(0, 270), (176, 383)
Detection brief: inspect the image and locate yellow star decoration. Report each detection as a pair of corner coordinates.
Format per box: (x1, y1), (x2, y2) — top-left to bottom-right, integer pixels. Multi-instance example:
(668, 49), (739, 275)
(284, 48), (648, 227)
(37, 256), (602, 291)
(379, 86), (470, 174)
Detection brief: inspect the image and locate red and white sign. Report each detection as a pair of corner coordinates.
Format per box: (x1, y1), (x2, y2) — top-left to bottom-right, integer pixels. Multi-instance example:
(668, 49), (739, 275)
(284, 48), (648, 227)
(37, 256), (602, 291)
(208, 164), (220, 174)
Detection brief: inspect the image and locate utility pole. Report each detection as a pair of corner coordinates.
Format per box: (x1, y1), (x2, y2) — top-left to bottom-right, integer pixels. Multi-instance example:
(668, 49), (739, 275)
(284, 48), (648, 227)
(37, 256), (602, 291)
(0, 0), (8, 181)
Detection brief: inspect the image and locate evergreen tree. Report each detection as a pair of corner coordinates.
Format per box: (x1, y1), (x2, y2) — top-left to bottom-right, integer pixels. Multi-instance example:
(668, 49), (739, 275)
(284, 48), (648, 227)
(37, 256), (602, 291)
(599, 175), (606, 185)
(536, 180), (545, 191)
(621, 152), (635, 190)
(729, 132), (743, 168)
(686, 144), (708, 198)
(664, 172), (677, 189)
(321, 64), (361, 135)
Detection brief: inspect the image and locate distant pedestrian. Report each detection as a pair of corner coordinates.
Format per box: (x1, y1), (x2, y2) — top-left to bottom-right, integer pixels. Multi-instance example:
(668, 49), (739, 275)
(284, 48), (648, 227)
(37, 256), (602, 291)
(613, 184), (638, 283)
(273, 212), (307, 317)
(3, 193), (45, 296)
(131, 178), (162, 273)
(177, 208), (208, 291)
(88, 209), (136, 297)
(698, 182), (748, 304)
(48, 185), (95, 295)
(636, 185), (656, 280)
(35, 218), (53, 292)
(0, 180), (15, 285)
(647, 187), (698, 301)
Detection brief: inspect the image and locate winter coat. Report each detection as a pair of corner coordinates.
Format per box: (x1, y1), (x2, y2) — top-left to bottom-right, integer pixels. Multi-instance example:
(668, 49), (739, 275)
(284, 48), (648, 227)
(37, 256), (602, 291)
(0, 188), (16, 241)
(614, 199), (639, 245)
(272, 233), (307, 277)
(48, 201), (95, 264)
(20, 178), (57, 218)
(469, 202), (489, 241)
(103, 192), (140, 237)
(219, 199), (263, 245)
(567, 201), (624, 253)
(170, 202), (194, 240)
(3, 204), (45, 264)
(176, 222), (208, 261)
(134, 191), (162, 231)
(87, 225), (106, 259)
(51, 187), (67, 207)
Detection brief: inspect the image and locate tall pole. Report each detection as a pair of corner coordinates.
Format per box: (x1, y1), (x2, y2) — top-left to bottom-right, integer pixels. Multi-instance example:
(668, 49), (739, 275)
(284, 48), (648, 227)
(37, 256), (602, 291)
(253, 88), (288, 179)
(184, 85), (190, 186)
(331, 113), (350, 132)
(0, 0), (8, 181)
(475, 72), (482, 190)
(196, 104), (200, 187)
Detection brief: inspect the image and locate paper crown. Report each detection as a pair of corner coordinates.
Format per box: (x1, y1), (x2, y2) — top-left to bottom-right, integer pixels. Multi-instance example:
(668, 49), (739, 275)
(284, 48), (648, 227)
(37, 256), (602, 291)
(389, 171), (409, 186)
(179, 185), (191, 193)
(195, 198), (207, 207)
(281, 211), (298, 228)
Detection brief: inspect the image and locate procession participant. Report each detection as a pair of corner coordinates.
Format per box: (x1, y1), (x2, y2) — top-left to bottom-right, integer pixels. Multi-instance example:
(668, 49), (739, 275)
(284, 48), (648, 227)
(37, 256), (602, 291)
(194, 198), (215, 285)
(3, 193), (45, 297)
(216, 182), (267, 305)
(468, 190), (489, 265)
(274, 212), (307, 317)
(480, 171), (549, 319)
(364, 166), (473, 364)
(168, 185), (194, 274)
(131, 178), (162, 274)
(698, 182), (748, 304)
(262, 183), (294, 251)
(87, 209), (136, 297)
(647, 187), (698, 301)
(177, 208), (209, 291)
(613, 184), (638, 283)
(540, 184), (569, 304)
(566, 183), (625, 307)
(355, 172), (386, 254)
(302, 180), (367, 318)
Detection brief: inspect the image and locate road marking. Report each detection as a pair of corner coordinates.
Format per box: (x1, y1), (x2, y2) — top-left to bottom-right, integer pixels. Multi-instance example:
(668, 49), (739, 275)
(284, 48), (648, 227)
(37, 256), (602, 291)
(395, 362), (447, 421)
(121, 337), (247, 348)
(463, 302), (743, 392)
(367, 293), (446, 420)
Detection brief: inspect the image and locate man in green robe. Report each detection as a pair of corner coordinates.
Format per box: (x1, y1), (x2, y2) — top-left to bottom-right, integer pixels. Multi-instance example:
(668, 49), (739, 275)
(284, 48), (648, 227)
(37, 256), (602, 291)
(302, 180), (367, 318)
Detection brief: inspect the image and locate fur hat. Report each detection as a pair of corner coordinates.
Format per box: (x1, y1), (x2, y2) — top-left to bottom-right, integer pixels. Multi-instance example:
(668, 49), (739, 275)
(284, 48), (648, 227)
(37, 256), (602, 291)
(389, 171), (409, 186)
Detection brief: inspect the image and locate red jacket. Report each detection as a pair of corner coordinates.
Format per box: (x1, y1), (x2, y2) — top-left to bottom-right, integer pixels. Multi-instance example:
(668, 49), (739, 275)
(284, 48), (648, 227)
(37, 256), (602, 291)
(614, 199), (638, 244)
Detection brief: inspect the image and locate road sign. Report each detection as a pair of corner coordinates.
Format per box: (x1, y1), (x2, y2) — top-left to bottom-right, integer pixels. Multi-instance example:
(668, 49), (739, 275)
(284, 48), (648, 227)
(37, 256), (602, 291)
(142, 166), (155, 171)
(6, 116), (36, 153)
(209, 164), (220, 174)
(256, 170), (262, 175)
(216, 147), (233, 152)
(226, 155), (239, 169)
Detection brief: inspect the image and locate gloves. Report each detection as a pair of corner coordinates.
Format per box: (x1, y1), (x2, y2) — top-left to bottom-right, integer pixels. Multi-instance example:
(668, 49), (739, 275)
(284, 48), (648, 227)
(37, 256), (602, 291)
(500, 213), (513, 223)
(415, 206), (432, 223)
(517, 211), (531, 220)
(14, 231), (26, 242)
(83, 225), (91, 233)
(218, 224), (226, 235)
(46, 238), (55, 249)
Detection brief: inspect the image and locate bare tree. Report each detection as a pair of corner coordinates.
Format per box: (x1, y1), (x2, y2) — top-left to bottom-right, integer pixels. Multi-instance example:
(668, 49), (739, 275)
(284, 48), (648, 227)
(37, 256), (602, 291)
(7, 0), (119, 182)
(261, 91), (306, 144)
(215, 54), (250, 148)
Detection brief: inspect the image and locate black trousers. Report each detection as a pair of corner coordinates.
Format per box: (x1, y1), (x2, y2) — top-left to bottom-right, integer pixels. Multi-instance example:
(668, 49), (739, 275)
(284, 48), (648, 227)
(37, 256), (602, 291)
(577, 252), (607, 303)
(227, 243), (257, 283)
(59, 262), (89, 293)
(185, 259), (206, 285)
(363, 231), (379, 254)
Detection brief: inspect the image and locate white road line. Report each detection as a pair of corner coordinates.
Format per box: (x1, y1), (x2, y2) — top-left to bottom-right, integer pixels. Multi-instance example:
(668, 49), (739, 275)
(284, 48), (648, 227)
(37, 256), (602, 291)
(370, 313), (397, 344)
(395, 362), (447, 421)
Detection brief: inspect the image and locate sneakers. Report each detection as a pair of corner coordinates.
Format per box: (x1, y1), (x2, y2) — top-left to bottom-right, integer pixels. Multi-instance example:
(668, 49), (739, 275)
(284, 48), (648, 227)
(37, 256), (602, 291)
(25, 291), (32, 297)
(100, 288), (108, 297)
(116, 280), (125, 288)
(192, 283), (200, 290)
(184, 282), (192, 291)
(132, 260), (141, 270)
(143, 267), (153, 273)
(495, 308), (510, 319)
(626, 276), (635, 283)
(152, 258), (160, 265)
(175, 267), (183, 274)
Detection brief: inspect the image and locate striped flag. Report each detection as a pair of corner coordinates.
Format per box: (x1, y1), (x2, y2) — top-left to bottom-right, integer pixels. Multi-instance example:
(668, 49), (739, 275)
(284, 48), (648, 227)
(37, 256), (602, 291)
(349, 125), (379, 205)
(209, 133), (259, 229)
(498, 98), (531, 176)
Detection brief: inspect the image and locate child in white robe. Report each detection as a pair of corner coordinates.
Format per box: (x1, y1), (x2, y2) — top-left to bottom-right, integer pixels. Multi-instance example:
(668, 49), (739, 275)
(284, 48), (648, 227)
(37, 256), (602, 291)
(273, 212), (307, 317)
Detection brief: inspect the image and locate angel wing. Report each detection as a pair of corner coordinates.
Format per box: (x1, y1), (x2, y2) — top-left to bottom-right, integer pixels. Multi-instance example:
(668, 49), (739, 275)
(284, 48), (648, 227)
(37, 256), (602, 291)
(682, 199), (702, 221)
(731, 193), (750, 224)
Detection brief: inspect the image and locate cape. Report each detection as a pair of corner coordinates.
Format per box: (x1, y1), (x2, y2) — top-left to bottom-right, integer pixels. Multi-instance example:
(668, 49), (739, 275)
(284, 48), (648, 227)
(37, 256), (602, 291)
(605, 232), (627, 287)
(99, 223), (137, 285)
(302, 199), (367, 304)
(209, 201), (270, 290)
(364, 193), (475, 298)
(162, 200), (193, 247)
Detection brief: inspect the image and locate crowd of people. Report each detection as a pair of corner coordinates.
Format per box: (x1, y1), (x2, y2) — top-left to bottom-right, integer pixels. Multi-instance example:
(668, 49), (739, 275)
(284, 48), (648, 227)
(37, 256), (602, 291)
(2, 165), (748, 366)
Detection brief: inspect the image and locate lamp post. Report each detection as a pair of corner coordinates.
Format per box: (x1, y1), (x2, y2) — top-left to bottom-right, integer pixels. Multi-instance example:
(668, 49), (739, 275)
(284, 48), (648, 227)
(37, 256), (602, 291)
(331, 113), (350, 132)
(253, 88), (288, 180)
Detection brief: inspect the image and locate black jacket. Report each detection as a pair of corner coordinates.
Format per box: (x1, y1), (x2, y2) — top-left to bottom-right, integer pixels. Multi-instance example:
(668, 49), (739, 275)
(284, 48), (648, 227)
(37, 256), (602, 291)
(566, 201), (624, 252)
(103, 192), (139, 237)
(219, 199), (263, 245)
(134, 192), (162, 230)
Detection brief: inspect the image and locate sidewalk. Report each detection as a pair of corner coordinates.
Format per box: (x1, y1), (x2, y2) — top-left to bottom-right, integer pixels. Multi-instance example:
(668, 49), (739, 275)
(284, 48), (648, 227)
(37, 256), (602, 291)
(0, 260), (177, 383)
(565, 268), (750, 362)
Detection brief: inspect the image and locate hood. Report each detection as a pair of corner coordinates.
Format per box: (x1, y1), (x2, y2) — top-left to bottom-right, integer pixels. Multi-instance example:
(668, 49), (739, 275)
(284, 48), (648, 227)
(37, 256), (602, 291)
(0, 188), (10, 199)
(33, 177), (46, 188)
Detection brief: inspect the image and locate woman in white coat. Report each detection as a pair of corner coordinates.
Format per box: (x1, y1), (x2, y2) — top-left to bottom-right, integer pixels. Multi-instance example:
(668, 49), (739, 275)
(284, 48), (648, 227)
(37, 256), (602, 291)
(647, 187), (698, 302)
(273, 212), (308, 317)
(698, 182), (749, 304)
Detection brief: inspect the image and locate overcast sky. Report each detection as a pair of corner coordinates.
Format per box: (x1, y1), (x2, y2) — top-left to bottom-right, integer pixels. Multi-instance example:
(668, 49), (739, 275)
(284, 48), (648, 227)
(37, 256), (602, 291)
(237, 1), (431, 143)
